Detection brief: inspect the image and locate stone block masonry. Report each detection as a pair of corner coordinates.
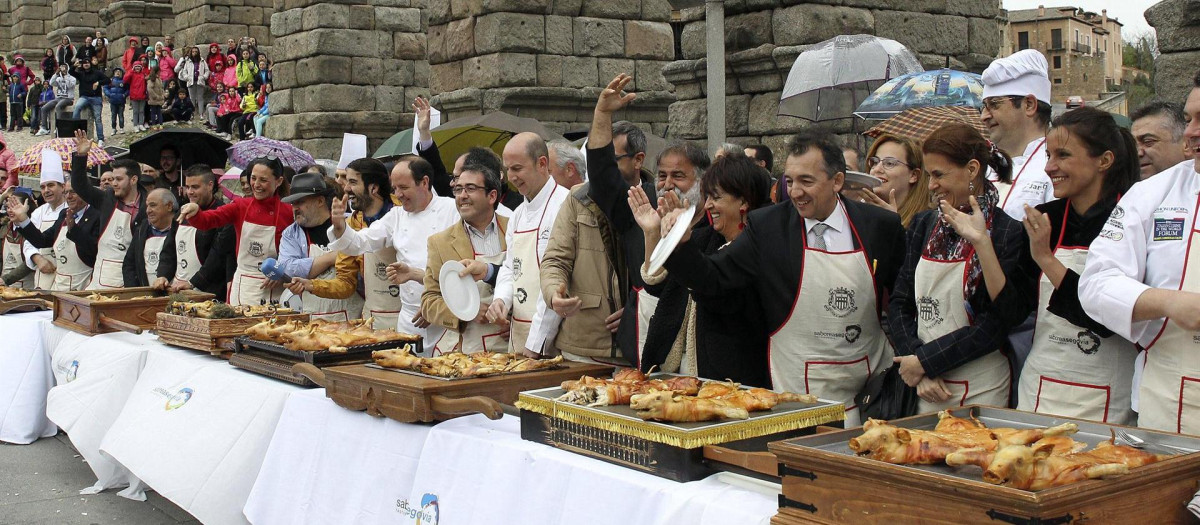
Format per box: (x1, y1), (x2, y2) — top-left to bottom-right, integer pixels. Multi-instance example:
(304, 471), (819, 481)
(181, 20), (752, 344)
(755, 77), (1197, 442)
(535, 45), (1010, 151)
(98, 0), (174, 70)
(427, 0), (676, 138)
(1147, 0), (1200, 106)
(265, 0), (428, 159)
(666, 0), (1004, 175)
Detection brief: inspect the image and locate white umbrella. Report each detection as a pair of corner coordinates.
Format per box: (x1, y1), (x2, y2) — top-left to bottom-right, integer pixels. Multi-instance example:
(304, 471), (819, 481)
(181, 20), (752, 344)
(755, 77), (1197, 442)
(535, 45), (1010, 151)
(779, 35), (923, 122)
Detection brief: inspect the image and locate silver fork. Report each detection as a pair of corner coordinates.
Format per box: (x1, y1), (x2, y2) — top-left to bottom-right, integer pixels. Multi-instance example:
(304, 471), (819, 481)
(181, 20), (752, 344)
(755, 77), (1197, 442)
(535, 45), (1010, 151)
(1113, 428), (1193, 454)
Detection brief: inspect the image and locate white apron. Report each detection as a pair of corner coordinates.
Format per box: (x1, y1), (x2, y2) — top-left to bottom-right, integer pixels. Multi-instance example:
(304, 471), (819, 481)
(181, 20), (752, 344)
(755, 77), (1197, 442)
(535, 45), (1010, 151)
(507, 197), (556, 355)
(998, 138), (1046, 210)
(52, 224), (92, 291)
(143, 233), (168, 286)
(914, 253), (1011, 413)
(173, 225), (203, 283)
(435, 244), (508, 355)
(300, 242), (364, 323)
(361, 244), (402, 331)
(1017, 206), (1137, 424)
(769, 223), (892, 427)
(1, 232), (33, 289)
(87, 208), (133, 290)
(228, 222), (281, 306)
(33, 214), (57, 290)
(634, 287), (659, 363)
(1140, 190), (1200, 434)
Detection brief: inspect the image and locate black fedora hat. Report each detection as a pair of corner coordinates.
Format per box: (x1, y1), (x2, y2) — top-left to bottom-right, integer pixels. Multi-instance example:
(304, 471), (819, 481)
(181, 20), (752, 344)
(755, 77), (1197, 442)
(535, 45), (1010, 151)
(281, 171), (332, 204)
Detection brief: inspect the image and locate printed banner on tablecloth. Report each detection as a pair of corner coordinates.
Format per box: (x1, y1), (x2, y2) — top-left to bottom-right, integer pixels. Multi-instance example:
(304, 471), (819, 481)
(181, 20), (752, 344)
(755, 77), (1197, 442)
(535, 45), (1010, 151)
(0, 311), (56, 444)
(100, 352), (302, 525)
(243, 389), (434, 525)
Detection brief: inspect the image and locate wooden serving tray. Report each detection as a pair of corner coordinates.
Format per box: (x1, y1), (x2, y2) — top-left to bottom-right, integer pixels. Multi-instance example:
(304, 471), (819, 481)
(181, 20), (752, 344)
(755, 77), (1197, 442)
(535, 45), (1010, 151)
(52, 287), (214, 335)
(0, 292), (54, 314)
(156, 312), (311, 357)
(293, 360), (613, 424)
(769, 405), (1200, 524)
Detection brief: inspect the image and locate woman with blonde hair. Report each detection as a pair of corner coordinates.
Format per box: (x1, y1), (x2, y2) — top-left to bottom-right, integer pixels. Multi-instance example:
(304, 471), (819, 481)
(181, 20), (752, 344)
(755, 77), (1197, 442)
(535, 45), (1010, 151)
(857, 134), (933, 228)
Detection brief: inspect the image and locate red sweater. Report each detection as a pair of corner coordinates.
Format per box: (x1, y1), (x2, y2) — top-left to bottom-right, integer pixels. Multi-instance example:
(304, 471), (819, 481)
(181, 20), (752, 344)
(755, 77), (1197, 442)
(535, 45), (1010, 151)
(185, 194), (293, 258)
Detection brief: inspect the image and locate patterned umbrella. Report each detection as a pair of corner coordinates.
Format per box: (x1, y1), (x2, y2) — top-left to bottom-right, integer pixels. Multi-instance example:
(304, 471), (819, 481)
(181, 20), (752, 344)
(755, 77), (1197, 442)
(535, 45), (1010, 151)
(863, 106), (989, 143)
(14, 138), (114, 175)
(226, 137), (315, 171)
(854, 69), (985, 120)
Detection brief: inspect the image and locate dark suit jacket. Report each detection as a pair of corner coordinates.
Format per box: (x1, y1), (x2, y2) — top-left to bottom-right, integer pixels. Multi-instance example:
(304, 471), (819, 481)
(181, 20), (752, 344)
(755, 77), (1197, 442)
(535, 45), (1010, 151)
(122, 220), (176, 288)
(156, 198), (233, 301)
(18, 206), (102, 268)
(664, 197), (907, 335)
(70, 154), (146, 235)
(413, 140), (454, 198)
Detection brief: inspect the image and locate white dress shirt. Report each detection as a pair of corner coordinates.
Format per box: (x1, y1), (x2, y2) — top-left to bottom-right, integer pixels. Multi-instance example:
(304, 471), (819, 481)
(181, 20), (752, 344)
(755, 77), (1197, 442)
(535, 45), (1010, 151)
(327, 196), (459, 336)
(465, 217), (503, 257)
(803, 199), (853, 252)
(999, 137), (1054, 221)
(1080, 159), (1200, 347)
(494, 178), (570, 353)
(23, 201), (68, 267)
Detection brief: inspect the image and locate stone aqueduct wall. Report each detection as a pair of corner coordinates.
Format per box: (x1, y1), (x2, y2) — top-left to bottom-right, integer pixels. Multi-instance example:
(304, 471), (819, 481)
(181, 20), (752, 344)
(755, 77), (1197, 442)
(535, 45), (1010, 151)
(0, 0), (1006, 162)
(1147, 0), (1200, 106)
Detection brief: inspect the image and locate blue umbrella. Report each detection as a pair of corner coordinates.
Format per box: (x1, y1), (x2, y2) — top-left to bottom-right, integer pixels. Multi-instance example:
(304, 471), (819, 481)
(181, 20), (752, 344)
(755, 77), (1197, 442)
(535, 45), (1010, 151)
(854, 69), (984, 120)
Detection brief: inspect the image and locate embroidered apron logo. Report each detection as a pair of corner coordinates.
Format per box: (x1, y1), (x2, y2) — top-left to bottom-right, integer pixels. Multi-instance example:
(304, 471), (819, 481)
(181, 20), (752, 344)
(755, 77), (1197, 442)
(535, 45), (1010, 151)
(844, 325), (862, 343)
(515, 287), (528, 304)
(917, 296), (943, 325)
(248, 241), (265, 257)
(512, 257), (523, 279)
(388, 284), (400, 297)
(375, 262), (388, 280)
(824, 287), (858, 317)
(1048, 331), (1102, 355)
(148, 251), (158, 266)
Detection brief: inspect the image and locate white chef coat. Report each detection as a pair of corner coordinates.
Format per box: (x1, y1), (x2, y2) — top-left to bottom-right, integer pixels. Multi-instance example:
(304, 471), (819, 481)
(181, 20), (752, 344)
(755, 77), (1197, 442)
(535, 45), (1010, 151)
(327, 196), (459, 332)
(22, 201), (68, 267)
(999, 137), (1054, 221)
(494, 178), (569, 353)
(803, 199), (853, 252)
(1079, 159), (1200, 345)
(496, 203), (514, 218)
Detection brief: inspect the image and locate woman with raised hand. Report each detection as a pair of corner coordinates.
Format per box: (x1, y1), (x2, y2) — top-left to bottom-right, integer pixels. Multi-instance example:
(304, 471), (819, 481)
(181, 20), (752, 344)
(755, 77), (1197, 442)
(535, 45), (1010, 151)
(888, 123), (1035, 412)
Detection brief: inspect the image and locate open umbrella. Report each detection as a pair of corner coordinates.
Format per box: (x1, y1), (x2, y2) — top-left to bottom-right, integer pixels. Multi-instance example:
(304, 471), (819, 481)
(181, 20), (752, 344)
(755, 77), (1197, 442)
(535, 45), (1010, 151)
(854, 69), (984, 120)
(14, 138), (114, 174)
(863, 105), (988, 143)
(373, 128), (415, 159)
(227, 137), (315, 171)
(429, 111), (566, 168)
(780, 35), (923, 122)
(128, 128), (231, 170)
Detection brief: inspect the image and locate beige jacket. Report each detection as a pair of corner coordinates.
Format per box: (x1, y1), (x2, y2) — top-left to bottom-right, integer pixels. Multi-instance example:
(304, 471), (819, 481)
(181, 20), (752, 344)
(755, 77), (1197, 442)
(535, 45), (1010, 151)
(422, 214), (509, 333)
(540, 183), (623, 359)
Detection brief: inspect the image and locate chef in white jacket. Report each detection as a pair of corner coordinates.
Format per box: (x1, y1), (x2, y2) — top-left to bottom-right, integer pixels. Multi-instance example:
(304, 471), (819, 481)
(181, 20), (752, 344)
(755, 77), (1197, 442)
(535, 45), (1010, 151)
(1079, 73), (1200, 434)
(980, 49), (1055, 222)
(328, 155), (458, 353)
(23, 151), (69, 289)
(484, 132), (570, 357)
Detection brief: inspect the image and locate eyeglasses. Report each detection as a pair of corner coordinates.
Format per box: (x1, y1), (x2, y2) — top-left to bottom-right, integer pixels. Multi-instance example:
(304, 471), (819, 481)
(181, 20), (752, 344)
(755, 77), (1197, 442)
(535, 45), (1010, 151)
(451, 184), (485, 196)
(867, 156), (911, 170)
(982, 95), (1025, 113)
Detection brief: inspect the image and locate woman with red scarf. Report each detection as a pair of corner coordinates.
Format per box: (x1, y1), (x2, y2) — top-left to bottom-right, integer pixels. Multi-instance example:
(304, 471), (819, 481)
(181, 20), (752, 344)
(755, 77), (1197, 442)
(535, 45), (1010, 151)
(887, 123), (1035, 413)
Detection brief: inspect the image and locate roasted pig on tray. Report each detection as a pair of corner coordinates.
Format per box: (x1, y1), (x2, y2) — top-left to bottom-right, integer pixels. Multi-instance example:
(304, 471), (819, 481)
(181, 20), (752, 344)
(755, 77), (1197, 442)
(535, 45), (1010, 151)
(370, 348), (564, 378)
(629, 391), (749, 422)
(0, 286), (38, 300)
(557, 370), (703, 406)
(244, 317), (418, 352)
(848, 412), (1079, 465)
(975, 439), (1169, 490)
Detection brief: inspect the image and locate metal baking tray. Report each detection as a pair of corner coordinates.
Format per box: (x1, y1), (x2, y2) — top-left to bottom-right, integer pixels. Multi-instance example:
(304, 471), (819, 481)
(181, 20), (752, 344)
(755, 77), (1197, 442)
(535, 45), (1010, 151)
(364, 362), (568, 381)
(785, 405), (1200, 483)
(234, 336), (420, 365)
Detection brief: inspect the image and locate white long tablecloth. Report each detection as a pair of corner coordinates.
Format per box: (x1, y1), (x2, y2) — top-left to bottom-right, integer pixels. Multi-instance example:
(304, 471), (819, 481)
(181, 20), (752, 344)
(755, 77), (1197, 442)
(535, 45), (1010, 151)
(243, 388), (436, 525)
(405, 415), (777, 525)
(0, 310), (57, 444)
(100, 348), (305, 525)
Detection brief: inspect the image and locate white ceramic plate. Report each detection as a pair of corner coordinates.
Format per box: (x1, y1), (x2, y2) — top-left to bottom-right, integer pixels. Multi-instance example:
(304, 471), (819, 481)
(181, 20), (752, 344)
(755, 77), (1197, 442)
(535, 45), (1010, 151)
(439, 260), (481, 322)
(843, 171), (882, 192)
(647, 205), (697, 275)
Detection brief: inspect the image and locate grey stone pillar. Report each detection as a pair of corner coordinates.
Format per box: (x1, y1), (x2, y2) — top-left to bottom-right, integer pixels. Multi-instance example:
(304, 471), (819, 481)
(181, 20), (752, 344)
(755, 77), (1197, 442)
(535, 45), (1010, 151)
(265, 0), (429, 158)
(663, 0), (1003, 172)
(48, 0), (103, 47)
(11, 0), (53, 59)
(173, 0), (272, 53)
(427, 0), (676, 137)
(0, 1), (13, 59)
(1146, 0), (1200, 105)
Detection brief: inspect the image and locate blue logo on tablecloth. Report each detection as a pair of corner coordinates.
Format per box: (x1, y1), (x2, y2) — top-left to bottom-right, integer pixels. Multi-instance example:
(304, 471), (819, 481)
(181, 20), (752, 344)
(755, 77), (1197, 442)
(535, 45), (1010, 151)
(164, 387), (193, 410)
(396, 493), (439, 524)
(66, 360), (79, 382)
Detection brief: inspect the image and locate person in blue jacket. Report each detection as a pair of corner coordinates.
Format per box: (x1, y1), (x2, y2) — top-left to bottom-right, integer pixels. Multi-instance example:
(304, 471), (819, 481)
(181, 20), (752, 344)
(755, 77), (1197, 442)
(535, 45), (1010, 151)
(103, 67), (127, 135)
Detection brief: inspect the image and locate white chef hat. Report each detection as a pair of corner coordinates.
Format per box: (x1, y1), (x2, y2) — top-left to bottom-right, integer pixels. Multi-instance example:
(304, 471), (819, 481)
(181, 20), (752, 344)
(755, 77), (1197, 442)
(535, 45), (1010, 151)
(981, 49), (1051, 105)
(337, 133), (367, 170)
(39, 149), (65, 184)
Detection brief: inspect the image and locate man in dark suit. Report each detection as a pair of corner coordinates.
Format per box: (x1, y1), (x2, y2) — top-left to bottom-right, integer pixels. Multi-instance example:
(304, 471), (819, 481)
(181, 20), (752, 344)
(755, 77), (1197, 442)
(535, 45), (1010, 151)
(6, 179), (102, 291)
(663, 131), (906, 424)
(70, 130), (146, 289)
(123, 188), (177, 288)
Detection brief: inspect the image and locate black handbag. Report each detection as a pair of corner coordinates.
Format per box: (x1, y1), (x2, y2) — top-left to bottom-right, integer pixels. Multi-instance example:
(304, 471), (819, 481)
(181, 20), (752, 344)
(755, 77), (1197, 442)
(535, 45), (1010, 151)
(856, 363), (919, 421)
